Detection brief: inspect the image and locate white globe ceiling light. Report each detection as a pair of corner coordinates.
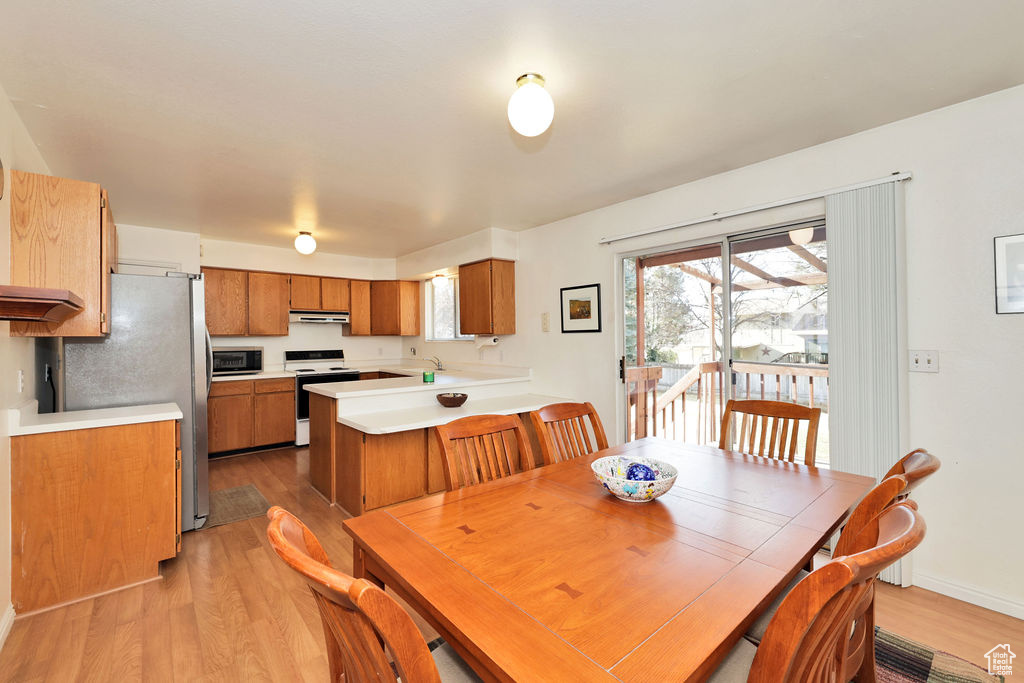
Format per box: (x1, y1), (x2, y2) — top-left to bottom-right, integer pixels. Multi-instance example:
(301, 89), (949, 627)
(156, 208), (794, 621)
(788, 226), (815, 246)
(507, 73), (554, 137)
(294, 231), (317, 255)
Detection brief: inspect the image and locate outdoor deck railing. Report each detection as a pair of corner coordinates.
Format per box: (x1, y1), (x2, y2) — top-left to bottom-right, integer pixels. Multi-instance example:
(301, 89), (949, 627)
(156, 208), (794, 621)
(627, 361), (829, 444)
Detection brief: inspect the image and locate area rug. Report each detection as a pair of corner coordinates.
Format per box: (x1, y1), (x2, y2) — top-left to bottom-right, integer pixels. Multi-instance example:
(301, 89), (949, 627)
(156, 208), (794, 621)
(876, 627), (1004, 682)
(205, 484), (270, 528)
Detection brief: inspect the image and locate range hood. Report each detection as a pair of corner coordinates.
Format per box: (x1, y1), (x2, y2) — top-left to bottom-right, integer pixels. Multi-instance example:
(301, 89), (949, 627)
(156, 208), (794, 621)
(0, 285), (84, 323)
(289, 311), (350, 324)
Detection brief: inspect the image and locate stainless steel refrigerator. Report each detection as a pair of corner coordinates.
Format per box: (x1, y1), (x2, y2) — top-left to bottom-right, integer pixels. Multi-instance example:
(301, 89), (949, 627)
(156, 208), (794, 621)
(63, 272), (210, 531)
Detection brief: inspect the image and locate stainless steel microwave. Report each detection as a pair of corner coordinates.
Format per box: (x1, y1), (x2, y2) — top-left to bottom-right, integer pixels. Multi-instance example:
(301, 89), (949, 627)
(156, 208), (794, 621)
(211, 346), (263, 376)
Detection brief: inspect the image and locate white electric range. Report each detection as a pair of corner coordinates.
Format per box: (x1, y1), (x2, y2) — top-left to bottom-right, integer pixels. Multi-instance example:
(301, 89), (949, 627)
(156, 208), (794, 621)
(284, 349), (360, 446)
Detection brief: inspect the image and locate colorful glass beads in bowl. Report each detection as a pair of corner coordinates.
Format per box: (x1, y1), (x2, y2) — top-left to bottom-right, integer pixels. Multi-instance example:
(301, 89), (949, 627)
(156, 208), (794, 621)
(590, 455), (678, 502)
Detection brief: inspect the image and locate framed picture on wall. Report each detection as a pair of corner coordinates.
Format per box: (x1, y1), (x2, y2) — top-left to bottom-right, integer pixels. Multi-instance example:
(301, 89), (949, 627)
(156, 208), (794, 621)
(995, 233), (1024, 314)
(560, 283), (602, 333)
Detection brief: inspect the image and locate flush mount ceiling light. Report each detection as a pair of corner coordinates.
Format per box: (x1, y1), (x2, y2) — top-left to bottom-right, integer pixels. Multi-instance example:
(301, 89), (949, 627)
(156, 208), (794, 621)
(507, 73), (554, 137)
(294, 231), (317, 255)
(431, 273), (448, 286)
(788, 226), (815, 246)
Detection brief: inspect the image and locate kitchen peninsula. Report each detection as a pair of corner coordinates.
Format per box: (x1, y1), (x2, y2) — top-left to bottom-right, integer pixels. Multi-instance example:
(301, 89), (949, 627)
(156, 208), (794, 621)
(305, 366), (569, 515)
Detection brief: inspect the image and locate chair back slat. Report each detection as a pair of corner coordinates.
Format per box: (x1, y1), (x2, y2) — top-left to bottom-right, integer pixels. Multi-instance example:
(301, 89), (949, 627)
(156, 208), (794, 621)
(434, 414), (535, 491)
(719, 399), (821, 465)
(749, 503), (926, 683)
(266, 507), (442, 683)
(528, 402), (609, 465)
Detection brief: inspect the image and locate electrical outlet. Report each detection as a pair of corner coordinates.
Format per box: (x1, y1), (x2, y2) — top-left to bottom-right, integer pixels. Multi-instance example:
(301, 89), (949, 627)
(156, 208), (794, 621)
(909, 350), (939, 373)
(17, 369), (24, 393)
(377, 347), (383, 356)
(541, 312), (550, 333)
(410, 347), (417, 356)
(44, 363), (51, 383)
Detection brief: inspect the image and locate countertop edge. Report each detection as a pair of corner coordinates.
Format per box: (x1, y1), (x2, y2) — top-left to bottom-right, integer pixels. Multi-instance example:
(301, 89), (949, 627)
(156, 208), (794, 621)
(8, 400), (184, 436)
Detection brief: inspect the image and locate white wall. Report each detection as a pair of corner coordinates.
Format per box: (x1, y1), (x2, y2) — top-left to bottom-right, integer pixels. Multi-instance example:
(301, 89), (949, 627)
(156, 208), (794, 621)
(117, 223), (201, 273)
(477, 84), (1024, 616)
(0, 81), (50, 634)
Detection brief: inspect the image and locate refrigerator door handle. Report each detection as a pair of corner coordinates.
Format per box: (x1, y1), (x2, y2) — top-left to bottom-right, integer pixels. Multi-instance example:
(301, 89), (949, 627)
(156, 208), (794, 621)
(205, 327), (213, 392)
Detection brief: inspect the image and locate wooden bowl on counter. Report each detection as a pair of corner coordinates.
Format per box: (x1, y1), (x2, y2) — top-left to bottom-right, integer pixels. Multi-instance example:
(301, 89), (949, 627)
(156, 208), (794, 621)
(436, 393), (468, 408)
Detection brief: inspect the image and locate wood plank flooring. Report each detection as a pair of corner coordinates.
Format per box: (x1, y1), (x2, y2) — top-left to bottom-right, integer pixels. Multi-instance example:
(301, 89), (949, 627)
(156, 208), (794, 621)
(0, 446), (1019, 680)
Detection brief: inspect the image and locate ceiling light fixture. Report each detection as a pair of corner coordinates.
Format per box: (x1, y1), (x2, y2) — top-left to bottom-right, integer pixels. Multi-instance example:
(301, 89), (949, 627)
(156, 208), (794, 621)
(294, 231), (317, 255)
(431, 273), (448, 286)
(507, 73), (554, 137)
(788, 227), (815, 246)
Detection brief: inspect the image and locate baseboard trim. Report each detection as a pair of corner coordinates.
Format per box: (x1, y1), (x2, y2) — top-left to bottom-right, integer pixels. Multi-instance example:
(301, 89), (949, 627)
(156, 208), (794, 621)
(914, 572), (1024, 620)
(0, 603), (14, 652)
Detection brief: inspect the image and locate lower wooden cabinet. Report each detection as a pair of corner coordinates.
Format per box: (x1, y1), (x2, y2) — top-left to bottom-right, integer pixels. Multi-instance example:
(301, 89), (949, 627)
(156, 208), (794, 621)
(10, 419), (180, 613)
(209, 378), (295, 453)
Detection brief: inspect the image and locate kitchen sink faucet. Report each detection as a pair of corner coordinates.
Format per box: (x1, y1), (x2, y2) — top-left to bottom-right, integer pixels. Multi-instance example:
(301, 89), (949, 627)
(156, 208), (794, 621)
(428, 356), (446, 371)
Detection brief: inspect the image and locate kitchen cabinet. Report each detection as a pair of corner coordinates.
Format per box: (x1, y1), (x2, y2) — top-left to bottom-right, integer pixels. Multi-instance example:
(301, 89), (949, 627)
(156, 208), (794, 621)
(209, 377), (295, 453)
(370, 280), (420, 336)
(348, 280), (372, 335)
(10, 419), (179, 613)
(320, 277), (351, 311)
(254, 378), (296, 446)
(203, 267), (249, 335)
(248, 272), (290, 335)
(9, 170), (118, 337)
(208, 381), (254, 452)
(290, 274), (321, 310)
(459, 258), (515, 335)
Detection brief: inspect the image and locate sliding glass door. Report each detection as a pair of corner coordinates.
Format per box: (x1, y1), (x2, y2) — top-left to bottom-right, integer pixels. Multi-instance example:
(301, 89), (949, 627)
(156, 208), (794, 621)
(622, 220), (830, 464)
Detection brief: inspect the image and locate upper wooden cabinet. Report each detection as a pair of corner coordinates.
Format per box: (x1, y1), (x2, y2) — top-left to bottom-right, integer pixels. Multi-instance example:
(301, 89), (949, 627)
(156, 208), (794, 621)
(203, 267), (248, 335)
(290, 275), (321, 310)
(9, 170), (118, 337)
(248, 272), (290, 336)
(203, 268), (289, 336)
(291, 275), (350, 312)
(370, 280), (420, 336)
(348, 280), (372, 335)
(459, 258), (515, 335)
(321, 277), (351, 311)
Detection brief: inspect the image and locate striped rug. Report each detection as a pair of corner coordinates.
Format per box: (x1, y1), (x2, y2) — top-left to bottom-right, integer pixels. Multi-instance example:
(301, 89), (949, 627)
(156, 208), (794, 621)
(876, 628), (1005, 682)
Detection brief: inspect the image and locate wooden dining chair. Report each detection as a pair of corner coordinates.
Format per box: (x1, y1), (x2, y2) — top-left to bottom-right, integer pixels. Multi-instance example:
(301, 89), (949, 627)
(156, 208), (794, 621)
(719, 399), (821, 466)
(528, 401), (609, 465)
(882, 447), (941, 499)
(710, 502), (926, 682)
(265, 506), (478, 682)
(433, 414), (536, 491)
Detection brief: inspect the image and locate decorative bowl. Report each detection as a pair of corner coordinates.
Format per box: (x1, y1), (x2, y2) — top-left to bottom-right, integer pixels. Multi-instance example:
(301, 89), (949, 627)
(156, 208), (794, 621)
(436, 392), (468, 408)
(591, 455), (678, 503)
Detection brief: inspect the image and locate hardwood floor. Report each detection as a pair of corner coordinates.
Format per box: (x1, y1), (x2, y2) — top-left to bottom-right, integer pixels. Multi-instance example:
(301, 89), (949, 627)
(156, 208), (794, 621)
(0, 446), (1019, 680)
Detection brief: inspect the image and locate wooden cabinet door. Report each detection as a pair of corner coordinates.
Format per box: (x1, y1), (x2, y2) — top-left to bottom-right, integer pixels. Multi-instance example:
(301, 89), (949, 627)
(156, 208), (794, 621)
(349, 280), (372, 335)
(490, 259), (516, 334)
(370, 281), (400, 335)
(253, 391), (296, 446)
(9, 170), (105, 337)
(208, 394), (253, 452)
(290, 275), (321, 310)
(398, 281), (421, 336)
(459, 260), (494, 335)
(248, 272), (290, 336)
(203, 268), (249, 336)
(321, 277), (351, 311)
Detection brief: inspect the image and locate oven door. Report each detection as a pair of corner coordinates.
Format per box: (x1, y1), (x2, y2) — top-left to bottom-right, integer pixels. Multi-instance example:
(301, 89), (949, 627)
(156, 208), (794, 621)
(295, 372), (361, 420)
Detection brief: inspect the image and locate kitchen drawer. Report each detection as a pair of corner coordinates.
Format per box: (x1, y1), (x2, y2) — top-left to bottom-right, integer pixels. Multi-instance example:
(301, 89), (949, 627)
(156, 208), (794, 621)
(254, 377), (295, 393)
(209, 380), (254, 397)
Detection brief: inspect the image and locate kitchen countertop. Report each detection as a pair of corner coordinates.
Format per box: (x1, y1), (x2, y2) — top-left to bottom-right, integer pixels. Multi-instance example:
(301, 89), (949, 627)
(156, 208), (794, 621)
(337, 393), (571, 434)
(212, 370), (295, 382)
(8, 400), (183, 436)
(305, 368), (530, 399)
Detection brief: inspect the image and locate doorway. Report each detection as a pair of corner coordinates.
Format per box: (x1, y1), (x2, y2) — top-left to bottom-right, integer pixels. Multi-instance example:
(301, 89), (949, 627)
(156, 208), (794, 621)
(622, 220), (830, 464)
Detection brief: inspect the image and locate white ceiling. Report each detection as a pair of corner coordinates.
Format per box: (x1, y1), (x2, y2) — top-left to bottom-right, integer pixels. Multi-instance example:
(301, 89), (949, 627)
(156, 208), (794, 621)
(2, 1), (1023, 257)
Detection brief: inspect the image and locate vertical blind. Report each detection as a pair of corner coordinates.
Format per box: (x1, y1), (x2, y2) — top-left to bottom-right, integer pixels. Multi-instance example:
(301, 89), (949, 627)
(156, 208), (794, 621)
(826, 181), (905, 584)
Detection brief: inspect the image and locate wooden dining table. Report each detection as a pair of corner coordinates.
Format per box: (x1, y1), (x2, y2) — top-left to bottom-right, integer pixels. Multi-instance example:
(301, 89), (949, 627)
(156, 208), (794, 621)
(343, 437), (874, 681)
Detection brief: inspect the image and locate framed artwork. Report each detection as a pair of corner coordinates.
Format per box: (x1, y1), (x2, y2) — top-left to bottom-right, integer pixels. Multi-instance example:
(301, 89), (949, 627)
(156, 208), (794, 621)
(560, 283), (602, 333)
(994, 233), (1024, 314)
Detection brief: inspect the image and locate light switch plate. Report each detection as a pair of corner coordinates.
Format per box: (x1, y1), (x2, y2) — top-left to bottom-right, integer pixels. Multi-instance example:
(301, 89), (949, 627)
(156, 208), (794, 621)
(541, 312), (550, 333)
(909, 350), (939, 373)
